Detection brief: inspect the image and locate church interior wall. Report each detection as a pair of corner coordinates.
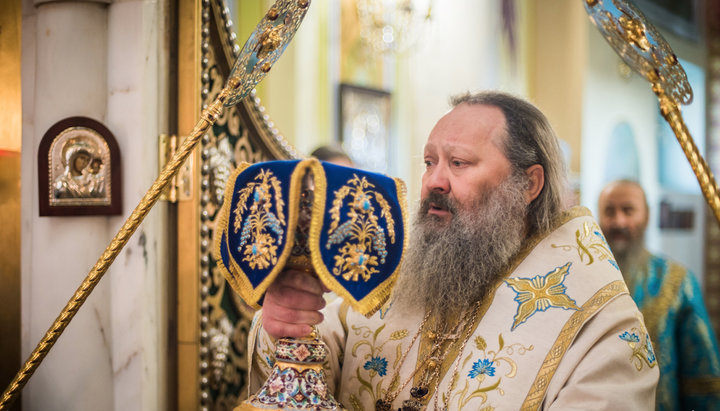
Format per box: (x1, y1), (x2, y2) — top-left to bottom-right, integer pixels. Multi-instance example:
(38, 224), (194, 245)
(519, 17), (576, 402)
(527, 0), (587, 181)
(579, 14), (708, 284)
(252, 0), (529, 209)
(19, 0), (170, 409)
(21, 2), (116, 410)
(401, 0), (525, 208)
(6, 0), (717, 409)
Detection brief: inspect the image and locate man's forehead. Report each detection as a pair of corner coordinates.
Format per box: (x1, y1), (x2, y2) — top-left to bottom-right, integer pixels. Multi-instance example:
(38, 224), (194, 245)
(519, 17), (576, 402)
(449, 103), (506, 129)
(604, 197), (643, 208)
(423, 138), (479, 154)
(426, 104), (507, 146)
(601, 183), (647, 206)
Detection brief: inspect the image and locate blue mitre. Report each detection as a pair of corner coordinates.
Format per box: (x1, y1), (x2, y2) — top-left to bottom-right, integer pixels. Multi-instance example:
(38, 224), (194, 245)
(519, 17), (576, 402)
(213, 159), (408, 316)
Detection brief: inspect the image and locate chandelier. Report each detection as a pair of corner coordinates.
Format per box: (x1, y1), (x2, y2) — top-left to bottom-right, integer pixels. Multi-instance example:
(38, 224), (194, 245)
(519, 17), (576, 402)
(356, 0), (433, 54)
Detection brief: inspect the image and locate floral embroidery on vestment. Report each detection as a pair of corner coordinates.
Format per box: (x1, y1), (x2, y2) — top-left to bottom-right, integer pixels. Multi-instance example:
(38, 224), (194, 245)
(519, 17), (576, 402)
(619, 319), (657, 371)
(364, 356), (388, 377)
(444, 333), (533, 409)
(348, 323), (409, 407)
(552, 222), (618, 269)
(468, 358), (496, 378)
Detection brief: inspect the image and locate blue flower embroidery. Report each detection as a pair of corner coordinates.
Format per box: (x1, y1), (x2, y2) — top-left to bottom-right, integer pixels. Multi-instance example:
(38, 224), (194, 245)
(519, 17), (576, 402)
(266, 355), (276, 368)
(468, 358), (496, 378)
(363, 356), (388, 376)
(619, 331), (640, 343)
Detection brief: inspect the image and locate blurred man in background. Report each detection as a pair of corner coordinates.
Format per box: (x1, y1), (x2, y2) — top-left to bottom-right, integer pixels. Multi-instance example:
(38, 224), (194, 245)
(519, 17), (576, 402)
(598, 179), (720, 410)
(310, 145), (354, 167)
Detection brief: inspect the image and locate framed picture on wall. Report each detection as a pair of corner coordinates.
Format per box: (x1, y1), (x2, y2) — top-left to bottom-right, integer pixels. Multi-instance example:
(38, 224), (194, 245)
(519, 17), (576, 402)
(38, 116), (122, 216)
(338, 83), (391, 173)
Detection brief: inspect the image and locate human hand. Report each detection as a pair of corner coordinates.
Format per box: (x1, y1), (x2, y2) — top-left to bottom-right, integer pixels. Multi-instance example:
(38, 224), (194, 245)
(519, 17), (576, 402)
(261, 269), (330, 338)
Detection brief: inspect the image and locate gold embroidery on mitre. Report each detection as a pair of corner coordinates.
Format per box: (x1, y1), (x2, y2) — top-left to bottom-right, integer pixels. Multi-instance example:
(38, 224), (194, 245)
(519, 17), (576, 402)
(309, 163), (407, 317)
(232, 168), (287, 270)
(213, 160), (308, 309)
(505, 262), (580, 331)
(326, 174), (396, 282)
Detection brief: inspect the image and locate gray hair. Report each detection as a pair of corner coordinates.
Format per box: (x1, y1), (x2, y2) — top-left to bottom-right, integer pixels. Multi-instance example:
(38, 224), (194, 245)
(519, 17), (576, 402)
(450, 91), (569, 236)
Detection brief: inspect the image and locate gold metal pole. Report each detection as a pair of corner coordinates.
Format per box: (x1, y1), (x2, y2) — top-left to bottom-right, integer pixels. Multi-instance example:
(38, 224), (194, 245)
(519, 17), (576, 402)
(1, 1), (309, 407)
(0, 0), (309, 406)
(655, 87), (720, 225)
(584, 0), (720, 227)
(0, 80), (234, 410)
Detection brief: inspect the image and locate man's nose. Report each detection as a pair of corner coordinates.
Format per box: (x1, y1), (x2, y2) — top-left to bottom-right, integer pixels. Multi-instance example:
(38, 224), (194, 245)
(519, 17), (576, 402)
(609, 212), (629, 228)
(424, 166), (450, 194)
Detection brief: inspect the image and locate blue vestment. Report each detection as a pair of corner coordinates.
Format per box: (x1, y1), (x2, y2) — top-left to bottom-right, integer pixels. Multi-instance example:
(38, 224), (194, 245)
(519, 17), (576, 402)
(626, 250), (720, 410)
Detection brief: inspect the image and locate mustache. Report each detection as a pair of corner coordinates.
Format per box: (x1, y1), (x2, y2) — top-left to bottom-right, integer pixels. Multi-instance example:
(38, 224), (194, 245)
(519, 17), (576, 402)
(420, 191), (458, 215)
(393, 173), (529, 319)
(605, 227), (631, 238)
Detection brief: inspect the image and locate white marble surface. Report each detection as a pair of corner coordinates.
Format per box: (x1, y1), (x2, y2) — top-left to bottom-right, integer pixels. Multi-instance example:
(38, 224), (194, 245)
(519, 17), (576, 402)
(107, 0), (169, 409)
(23, 3), (114, 410)
(20, 0), (168, 409)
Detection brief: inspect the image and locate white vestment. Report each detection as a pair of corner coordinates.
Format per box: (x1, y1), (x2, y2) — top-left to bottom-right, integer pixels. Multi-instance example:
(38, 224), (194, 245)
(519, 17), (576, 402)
(248, 207), (658, 410)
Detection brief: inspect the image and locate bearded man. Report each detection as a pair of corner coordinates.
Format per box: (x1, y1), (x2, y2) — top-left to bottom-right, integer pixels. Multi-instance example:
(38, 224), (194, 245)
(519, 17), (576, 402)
(248, 91), (658, 410)
(598, 179), (720, 410)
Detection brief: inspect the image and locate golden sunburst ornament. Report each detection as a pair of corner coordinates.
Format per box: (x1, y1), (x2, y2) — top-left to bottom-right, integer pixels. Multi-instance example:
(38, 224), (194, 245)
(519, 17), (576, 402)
(505, 262), (580, 330)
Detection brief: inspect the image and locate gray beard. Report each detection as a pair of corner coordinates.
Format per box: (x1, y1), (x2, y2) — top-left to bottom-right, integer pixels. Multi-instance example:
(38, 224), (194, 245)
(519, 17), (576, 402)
(392, 173), (529, 318)
(612, 236), (646, 279)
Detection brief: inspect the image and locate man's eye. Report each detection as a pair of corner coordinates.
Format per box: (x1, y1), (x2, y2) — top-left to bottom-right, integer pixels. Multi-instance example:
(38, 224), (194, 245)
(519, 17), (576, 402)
(424, 160), (434, 168)
(451, 160), (464, 167)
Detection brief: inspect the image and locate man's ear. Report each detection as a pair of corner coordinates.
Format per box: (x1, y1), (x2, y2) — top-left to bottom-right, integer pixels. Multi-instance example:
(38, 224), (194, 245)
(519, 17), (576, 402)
(524, 164), (544, 204)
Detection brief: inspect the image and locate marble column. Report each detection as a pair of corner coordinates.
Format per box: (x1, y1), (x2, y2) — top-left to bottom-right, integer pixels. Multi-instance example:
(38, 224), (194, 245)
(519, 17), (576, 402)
(20, 0), (168, 409)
